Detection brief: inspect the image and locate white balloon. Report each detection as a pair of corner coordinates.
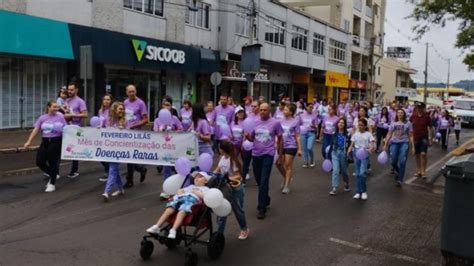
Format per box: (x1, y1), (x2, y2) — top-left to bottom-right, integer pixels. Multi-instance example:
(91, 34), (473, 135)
(203, 188), (224, 208)
(212, 199), (231, 217)
(162, 174), (185, 195)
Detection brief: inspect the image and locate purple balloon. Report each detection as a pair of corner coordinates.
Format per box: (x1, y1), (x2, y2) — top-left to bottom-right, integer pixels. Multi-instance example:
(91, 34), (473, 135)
(158, 109), (172, 125)
(377, 151), (388, 164)
(198, 153), (213, 172)
(90, 116), (101, 127)
(242, 140), (254, 151)
(242, 118), (255, 133)
(356, 148), (368, 160)
(322, 159), (332, 172)
(53, 122), (64, 133)
(219, 124), (231, 139)
(300, 125), (308, 135)
(174, 157), (192, 177)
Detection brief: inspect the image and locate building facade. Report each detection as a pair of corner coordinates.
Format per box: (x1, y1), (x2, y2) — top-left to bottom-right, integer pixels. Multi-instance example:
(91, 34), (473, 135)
(376, 58), (417, 103)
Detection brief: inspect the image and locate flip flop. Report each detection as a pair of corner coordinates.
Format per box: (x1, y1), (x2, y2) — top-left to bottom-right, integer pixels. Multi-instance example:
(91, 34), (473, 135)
(414, 173), (422, 177)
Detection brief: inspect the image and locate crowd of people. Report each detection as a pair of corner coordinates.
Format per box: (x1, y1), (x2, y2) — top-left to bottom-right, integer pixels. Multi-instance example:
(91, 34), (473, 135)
(24, 82), (462, 240)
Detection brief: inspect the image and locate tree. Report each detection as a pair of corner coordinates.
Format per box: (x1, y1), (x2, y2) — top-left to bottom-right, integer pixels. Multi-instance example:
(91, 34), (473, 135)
(410, 0), (474, 71)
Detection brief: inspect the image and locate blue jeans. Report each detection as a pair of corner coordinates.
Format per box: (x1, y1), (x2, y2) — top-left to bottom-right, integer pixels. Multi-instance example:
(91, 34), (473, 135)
(390, 142), (409, 182)
(241, 150), (252, 180)
(105, 163), (123, 193)
(331, 149), (349, 188)
(217, 184), (248, 233)
(321, 133), (333, 160)
(354, 150), (369, 193)
(252, 154), (274, 211)
(301, 131), (316, 163)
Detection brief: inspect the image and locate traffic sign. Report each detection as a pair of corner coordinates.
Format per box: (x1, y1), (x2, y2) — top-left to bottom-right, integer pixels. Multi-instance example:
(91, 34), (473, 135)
(210, 72), (222, 86)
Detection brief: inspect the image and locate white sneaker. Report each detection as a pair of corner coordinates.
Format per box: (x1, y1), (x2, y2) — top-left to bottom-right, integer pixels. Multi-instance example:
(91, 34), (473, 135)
(146, 224), (161, 234)
(245, 174), (251, 180)
(45, 184), (56, 193)
(111, 190), (124, 196)
(329, 187), (337, 196)
(99, 175), (108, 182)
(102, 193), (110, 202)
(282, 187), (291, 194)
(361, 193), (368, 200)
(160, 192), (170, 200)
(310, 163), (315, 168)
(68, 172), (79, 178)
(43, 172), (50, 178)
(353, 193), (361, 199)
(168, 229), (177, 239)
(302, 164), (308, 168)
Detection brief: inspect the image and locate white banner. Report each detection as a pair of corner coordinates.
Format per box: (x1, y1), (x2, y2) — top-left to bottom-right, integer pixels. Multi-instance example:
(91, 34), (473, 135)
(61, 126), (198, 166)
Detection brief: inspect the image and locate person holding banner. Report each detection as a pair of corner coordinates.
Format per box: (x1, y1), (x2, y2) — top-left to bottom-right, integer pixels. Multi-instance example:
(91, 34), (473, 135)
(215, 95), (234, 127)
(191, 103), (213, 156)
(64, 83), (88, 179)
(230, 107), (246, 157)
(24, 101), (67, 193)
(180, 100), (193, 132)
(102, 101), (128, 201)
(98, 94), (113, 182)
(206, 101), (218, 153)
(123, 84), (148, 189)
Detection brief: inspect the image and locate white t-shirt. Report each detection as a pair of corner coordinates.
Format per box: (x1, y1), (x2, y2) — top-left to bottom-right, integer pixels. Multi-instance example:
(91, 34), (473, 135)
(175, 185), (210, 202)
(454, 121), (462, 130)
(352, 117), (375, 134)
(217, 156), (239, 176)
(351, 131), (375, 149)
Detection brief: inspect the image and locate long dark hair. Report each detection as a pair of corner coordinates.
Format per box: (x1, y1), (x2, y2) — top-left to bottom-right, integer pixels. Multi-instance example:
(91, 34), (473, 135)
(192, 103), (207, 130)
(359, 106), (369, 119)
(380, 107), (389, 122)
(395, 109), (407, 123)
(336, 117), (347, 133)
(99, 94), (113, 113)
(234, 109), (247, 125)
(219, 140), (242, 172)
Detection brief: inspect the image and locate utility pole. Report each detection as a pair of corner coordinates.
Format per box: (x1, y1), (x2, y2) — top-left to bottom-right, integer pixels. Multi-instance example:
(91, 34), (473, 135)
(368, 36), (376, 102)
(446, 58), (450, 100)
(423, 42), (429, 105)
(248, 0), (257, 98)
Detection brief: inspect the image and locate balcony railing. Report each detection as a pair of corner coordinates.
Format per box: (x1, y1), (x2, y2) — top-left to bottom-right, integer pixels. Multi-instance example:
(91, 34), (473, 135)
(366, 6), (373, 18)
(353, 0), (362, 11)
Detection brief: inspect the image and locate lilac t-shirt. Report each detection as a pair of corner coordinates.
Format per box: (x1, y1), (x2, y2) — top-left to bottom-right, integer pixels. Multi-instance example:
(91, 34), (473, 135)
(180, 108), (192, 131)
(124, 97), (147, 129)
(281, 117), (300, 149)
(300, 112), (318, 132)
(98, 108), (109, 127)
(66, 96), (87, 126)
(153, 116), (183, 131)
(274, 108), (285, 121)
(230, 122), (244, 147)
(345, 112), (355, 129)
(376, 114), (390, 129)
(389, 121), (413, 143)
(214, 105), (234, 126)
(206, 110), (216, 135)
(252, 117), (283, 156)
(322, 115), (339, 135)
(195, 118), (211, 145)
(438, 117), (452, 130)
(244, 104), (252, 116)
(34, 113), (67, 138)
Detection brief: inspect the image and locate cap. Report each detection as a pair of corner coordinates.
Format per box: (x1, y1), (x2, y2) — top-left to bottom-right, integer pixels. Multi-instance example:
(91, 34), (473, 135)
(234, 106), (245, 114)
(243, 96), (253, 101)
(414, 101), (426, 108)
(192, 171), (212, 181)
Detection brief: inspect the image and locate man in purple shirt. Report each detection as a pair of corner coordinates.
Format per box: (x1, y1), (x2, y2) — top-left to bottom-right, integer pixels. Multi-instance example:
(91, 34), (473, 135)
(64, 83), (88, 178)
(214, 95), (234, 126)
(246, 103), (283, 219)
(123, 84), (148, 188)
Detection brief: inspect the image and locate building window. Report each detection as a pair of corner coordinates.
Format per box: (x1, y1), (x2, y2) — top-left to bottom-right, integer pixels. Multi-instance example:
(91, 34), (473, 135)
(329, 39), (346, 65)
(235, 7), (251, 36)
(343, 19), (350, 31)
(378, 66), (381, 75)
(264, 17), (285, 45)
(313, 33), (325, 56)
(124, 0), (164, 17)
(291, 26), (308, 51)
(185, 0), (210, 29)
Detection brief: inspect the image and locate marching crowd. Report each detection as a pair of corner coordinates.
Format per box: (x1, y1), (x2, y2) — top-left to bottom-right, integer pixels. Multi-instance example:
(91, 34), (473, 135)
(24, 82), (461, 240)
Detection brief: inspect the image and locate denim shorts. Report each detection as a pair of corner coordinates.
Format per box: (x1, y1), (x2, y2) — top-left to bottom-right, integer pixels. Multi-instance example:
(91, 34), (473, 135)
(414, 136), (429, 154)
(167, 194), (199, 213)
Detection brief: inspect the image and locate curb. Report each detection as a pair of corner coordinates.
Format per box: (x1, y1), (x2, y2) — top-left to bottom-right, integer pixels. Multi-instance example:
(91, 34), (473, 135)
(0, 146), (39, 154)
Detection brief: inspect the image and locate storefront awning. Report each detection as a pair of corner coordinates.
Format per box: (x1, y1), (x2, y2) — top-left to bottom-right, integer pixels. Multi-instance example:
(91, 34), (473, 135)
(0, 10), (74, 60)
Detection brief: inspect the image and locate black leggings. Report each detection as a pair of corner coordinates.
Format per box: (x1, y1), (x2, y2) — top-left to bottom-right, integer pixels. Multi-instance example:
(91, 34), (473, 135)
(127, 164), (146, 182)
(376, 127), (388, 150)
(36, 137), (62, 185)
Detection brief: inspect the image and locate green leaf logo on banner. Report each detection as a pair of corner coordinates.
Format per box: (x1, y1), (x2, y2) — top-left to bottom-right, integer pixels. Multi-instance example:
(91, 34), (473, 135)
(131, 39), (147, 62)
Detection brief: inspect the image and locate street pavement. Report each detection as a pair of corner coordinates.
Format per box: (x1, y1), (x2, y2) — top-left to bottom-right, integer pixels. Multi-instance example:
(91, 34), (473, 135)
(0, 130), (473, 266)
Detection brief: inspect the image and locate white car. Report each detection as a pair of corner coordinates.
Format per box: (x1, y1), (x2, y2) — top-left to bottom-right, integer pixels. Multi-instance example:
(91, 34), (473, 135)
(451, 97), (474, 125)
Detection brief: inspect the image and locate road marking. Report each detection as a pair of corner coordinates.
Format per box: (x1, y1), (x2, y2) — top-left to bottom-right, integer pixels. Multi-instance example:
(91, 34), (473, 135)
(405, 153), (451, 185)
(329, 237), (426, 264)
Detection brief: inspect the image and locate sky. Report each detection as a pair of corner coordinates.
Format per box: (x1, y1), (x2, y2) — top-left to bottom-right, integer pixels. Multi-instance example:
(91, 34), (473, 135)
(384, 0), (473, 84)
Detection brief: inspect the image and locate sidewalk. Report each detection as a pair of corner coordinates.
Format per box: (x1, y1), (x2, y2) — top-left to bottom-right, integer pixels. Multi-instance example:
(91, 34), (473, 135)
(0, 129), (40, 153)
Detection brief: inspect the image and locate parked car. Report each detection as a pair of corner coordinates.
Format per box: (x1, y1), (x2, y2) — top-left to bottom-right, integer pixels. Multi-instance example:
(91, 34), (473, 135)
(451, 97), (474, 125)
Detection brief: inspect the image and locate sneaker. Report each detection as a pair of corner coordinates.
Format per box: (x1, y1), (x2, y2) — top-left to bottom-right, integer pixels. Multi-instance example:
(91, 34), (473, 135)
(146, 224), (161, 234)
(112, 190), (125, 196)
(99, 174), (108, 182)
(329, 187), (337, 196)
(344, 185), (350, 192)
(282, 187), (290, 194)
(361, 192), (368, 200)
(45, 184), (55, 193)
(352, 172), (356, 177)
(302, 164), (308, 168)
(309, 163), (315, 168)
(245, 174), (251, 180)
(43, 172), (50, 178)
(238, 228), (250, 240)
(396, 181), (402, 187)
(168, 229), (177, 239)
(353, 193), (361, 200)
(123, 181), (134, 189)
(56, 174), (61, 180)
(140, 168), (147, 183)
(68, 172), (79, 179)
(160, 192), (170, 200)
(257, 210), (266, 220)
(102, 193), (110, 202)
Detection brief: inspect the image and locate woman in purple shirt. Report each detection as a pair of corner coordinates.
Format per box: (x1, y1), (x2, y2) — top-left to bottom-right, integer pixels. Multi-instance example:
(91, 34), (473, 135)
(437, 109), (453, 150)
(180, 100), (193, 132)
(231, 107), (246, 157)
(384, 109), (415, 186)
(375, 107), (390, 152)
(206, 101), (218, 153)
(319, 104), (339, 160)
(192, 103), (213, 156)
(276, 103), (302, 194)
(24, 101), (67, 193)
(300, 102), (319, 167)
(98, 94), (113, 181)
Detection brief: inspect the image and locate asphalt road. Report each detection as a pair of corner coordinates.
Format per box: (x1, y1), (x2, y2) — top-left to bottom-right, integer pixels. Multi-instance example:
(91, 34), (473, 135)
(1, 130), (473, 266)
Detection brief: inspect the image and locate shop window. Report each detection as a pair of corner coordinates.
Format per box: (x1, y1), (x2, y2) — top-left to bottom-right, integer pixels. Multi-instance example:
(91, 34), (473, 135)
(185, 0), (210, 29)
(124, 0), (164, 17)
(313, 33), (325, 56)
(329, 39), (346, 65)
(291, 25), (308, 52)
(264, 16), (285, 45)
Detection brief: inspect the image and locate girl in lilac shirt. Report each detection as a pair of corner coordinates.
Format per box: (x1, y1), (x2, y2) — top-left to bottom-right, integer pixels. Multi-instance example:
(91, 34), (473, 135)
(180, 100), (193, 132)
(24, 101), (67, 193)
(319, 104), (339, 160)
(231, 107), (246, 157)
(375, 107), (390, 152)
(206, 101), (218, 153)
(437, 109), (453, 150)
(300, 102), (319, 167)
(277, 103), (302, 194)
(192, 103), (213, 156)
(98, 94), (112, 181)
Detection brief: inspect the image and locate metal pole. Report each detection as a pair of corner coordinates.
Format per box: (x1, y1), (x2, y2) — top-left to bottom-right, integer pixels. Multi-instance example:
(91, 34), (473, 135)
(446, 58), (450, 99)
(248, 0), (256, 98)
(423, 43), (429, 105)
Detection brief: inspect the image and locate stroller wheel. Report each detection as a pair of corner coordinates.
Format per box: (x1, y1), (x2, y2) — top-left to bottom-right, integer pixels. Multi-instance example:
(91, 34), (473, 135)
(207, 232), (225, 260)
(185, 249), (198, 266)
(140, 240), (154, 260)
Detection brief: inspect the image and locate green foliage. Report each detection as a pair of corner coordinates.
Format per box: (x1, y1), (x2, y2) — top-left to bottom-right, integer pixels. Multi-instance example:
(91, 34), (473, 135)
(410, 0), (474, 70)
